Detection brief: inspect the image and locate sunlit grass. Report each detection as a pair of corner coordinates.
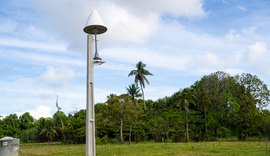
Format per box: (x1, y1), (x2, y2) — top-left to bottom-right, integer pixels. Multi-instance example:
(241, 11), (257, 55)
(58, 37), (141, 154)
(19, 141), (270, 156)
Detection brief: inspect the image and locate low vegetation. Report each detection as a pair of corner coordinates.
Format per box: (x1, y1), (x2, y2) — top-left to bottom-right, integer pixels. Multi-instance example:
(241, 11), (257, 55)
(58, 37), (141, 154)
(19, 141), (270, 156)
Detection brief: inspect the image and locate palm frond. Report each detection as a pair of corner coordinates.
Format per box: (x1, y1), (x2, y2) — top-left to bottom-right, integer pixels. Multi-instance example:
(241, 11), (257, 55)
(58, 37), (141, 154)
(128, 70), (137, 77)
(143, 69), (153, 76)
(143, 75), (150, 85)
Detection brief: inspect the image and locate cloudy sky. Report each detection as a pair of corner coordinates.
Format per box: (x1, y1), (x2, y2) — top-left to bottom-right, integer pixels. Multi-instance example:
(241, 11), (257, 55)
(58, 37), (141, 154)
(1, 0), (270, 119)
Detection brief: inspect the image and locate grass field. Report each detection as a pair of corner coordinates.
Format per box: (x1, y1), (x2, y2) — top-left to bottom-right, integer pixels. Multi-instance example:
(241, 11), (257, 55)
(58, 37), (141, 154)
(19, 141), (270, 156)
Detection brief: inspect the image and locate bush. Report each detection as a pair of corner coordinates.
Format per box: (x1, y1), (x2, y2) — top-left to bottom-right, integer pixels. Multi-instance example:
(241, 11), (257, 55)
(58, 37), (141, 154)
(218, 127), (232, 138)
(101, 135), (109, 144)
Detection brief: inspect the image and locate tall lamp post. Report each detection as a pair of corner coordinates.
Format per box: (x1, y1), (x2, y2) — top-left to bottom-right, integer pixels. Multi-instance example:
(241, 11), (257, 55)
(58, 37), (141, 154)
(83, 9), (107, 156)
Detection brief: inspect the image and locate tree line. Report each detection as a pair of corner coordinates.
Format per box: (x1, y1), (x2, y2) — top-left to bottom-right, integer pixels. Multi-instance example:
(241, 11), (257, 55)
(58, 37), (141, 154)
(96, 71), (270, 143)
(0, 62), (270, 144)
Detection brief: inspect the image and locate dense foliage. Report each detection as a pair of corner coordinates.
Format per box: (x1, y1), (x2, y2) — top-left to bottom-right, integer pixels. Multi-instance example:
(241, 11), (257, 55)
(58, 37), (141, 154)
(1, 71), (270, 144)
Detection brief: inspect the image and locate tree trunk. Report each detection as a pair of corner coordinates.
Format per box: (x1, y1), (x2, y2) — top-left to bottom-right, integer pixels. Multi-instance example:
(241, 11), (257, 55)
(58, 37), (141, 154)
(185, 110), (189, 142)
(214, 127), (218, 141)
(60, 119), (66, 143)
(120, 118), (124, 144)
(204, 108), (209, 140)
(140, 83), (146, 110)
(129, 125), (132, 143)
(166, 126), (169, 142)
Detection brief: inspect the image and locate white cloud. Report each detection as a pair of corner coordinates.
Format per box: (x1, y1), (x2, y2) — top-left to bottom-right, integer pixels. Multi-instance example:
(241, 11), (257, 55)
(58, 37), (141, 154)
(223, 68), (246, 75)
(39, 66), (75, 87)
(246, 42), (270, 78)
(237, 5), (247, 12)
(14, 105), (52, 119)
(0, 38), (66, 52)
(0, 50), (85, 67)
(102, 47), (190, 71)
(26, 105), (52, 119)
(101, 4), (160, 44)
(100, 62), (133, 73)
(145, 86), (179, 100)
(0, 18), (17, 34)
(109, 0), (206, 18)
(190, 52), (223, 73)
(202, 52), (221, 66)
(95, 88), (122, 103)
(225, 27), (257, 41)
(0, 76), (87, 118)
(31, 0), (206, 50)
(30, 0), (92, 50)
(248, 42), (268, 59)
(226, 29), (242, 41)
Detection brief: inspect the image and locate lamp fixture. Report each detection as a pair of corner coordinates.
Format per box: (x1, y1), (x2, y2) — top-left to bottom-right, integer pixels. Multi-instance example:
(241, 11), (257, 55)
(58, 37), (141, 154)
(83, 9), (107, 65)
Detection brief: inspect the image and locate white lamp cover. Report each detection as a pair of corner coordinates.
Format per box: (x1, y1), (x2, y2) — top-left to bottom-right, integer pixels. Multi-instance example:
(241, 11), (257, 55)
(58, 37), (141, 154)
(84, 9), (107, 34)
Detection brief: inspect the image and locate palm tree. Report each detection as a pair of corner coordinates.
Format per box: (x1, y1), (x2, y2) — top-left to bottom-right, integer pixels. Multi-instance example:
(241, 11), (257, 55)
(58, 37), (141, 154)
(126, 84), (141, 142)
(177, 88), (194, 142)
(39, 118), (58, 142)
(128, 61), (153, 109)
(182, 98), (190, 142)
(126, 84), (142, 101)
(107, 94), (116, 100)
(54, 97), (67, 143)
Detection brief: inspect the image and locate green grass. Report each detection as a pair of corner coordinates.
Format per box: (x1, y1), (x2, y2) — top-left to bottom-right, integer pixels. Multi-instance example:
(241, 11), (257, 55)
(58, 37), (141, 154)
(19, 141), (270, 156)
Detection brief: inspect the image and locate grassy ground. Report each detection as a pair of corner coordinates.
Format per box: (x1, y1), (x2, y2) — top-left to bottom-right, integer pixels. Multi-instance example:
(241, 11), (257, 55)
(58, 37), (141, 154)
(19, 141), (270, 156)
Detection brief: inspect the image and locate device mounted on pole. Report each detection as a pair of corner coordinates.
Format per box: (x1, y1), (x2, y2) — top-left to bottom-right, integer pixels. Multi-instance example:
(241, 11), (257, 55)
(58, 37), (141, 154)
(83, 9), (107, 156)
(84, 9), (107, 65)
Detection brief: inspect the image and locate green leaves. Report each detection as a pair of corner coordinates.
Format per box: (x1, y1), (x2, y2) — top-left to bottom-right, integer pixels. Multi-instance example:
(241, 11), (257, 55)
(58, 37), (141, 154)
(235, 73), (270, 109)
(128, 61), (153, 109)
(126, 84), (142, 101)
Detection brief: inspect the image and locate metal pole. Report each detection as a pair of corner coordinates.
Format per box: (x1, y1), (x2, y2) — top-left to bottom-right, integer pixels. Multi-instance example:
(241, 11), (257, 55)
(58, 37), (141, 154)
(86, 34), (95, 156)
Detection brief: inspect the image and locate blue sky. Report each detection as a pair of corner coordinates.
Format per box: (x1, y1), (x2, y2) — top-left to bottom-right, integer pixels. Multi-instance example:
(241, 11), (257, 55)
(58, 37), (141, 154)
(1, 0), (270, 118)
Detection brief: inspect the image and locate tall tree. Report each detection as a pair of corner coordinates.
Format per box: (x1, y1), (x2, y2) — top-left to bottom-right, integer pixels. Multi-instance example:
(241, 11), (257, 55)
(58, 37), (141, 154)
(231, 73), (270, 139)
(36, 118), (58, 142)
(19, 112), (34, 130)
(105, 94), (125, 143)
(128, 61), (153, 109)
(192, 81), (211, 140)
(105, 94), (140, 143)
(182, 99), (190, 142)
(126, 84), (142, 142)
(53, 97), (67, 143)
(235, 73), (270, 109)
(177, 88), (195, 142)
(19, 112), (35, 143)
(1, 114), (20, 138)
(192, 71), (234, 140)
(53, 111), (67, 143)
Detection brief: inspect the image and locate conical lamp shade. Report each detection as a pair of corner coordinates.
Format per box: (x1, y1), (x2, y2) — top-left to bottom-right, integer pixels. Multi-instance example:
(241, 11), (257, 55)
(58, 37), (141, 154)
(84, 9), (107, 34)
